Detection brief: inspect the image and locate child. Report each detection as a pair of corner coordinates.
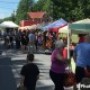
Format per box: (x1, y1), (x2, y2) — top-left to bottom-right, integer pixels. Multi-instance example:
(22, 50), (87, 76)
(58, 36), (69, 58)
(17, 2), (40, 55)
(20, 54), (39, 90)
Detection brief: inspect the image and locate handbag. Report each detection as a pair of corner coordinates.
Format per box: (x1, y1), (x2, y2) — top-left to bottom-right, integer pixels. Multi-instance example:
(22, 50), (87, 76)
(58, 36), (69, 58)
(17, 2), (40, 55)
(64, 62), (76, 87)
(64, 72), (76, 87)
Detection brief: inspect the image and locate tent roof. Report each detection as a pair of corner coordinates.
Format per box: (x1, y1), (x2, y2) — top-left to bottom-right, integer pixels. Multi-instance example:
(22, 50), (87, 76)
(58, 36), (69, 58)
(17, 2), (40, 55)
(69, 18), (90, 34)
(72, 18), (90, 24)
(0, 21), (19, 28)
(59, 25), (69, 33)
(42, 18), (68, 31)
(19, 24), (37, 31)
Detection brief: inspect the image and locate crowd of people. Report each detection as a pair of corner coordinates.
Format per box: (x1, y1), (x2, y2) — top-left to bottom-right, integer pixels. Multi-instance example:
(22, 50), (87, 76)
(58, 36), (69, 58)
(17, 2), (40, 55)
(3, 30), (58, 53)
(2, 29), (90, 90)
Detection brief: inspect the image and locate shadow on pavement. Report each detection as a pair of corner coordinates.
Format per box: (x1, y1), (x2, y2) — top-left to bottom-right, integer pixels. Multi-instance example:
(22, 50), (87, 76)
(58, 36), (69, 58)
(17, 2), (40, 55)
(0, 56), (17, 90)
(36, 85), (54, 90)
(12, 59), (44, 66)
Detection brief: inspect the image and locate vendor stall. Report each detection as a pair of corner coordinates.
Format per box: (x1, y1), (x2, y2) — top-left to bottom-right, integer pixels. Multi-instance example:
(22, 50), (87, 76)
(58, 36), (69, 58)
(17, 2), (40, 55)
(69, 18), (90, 34)
(19, 24), (37, 31)
(0, 21), (19, 35)
(42, 18), (68, 32)
(0, 21), (19, 28)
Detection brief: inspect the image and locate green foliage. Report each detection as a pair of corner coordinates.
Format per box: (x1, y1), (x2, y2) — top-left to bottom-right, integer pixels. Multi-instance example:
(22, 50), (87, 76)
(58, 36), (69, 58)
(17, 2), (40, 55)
(31, 0), (45, 11)
(31, 0), (53, 20)
(15, 0), (34, 24)
(2, 0), (90, 24)
(42, 0), (53, 17)
(51, 0), (90, 21)
(0, 19), (3, 23)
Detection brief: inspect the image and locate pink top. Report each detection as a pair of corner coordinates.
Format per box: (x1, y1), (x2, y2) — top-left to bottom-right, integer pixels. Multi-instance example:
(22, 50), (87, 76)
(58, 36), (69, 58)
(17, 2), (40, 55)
(51, 49), (66, 73)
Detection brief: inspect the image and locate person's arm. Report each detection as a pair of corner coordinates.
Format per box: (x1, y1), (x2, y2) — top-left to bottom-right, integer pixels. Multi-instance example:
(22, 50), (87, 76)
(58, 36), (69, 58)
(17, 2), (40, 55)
(56, 49), (68, 63)
(20, 75), (25, 86)
(56, 53), (63, 60)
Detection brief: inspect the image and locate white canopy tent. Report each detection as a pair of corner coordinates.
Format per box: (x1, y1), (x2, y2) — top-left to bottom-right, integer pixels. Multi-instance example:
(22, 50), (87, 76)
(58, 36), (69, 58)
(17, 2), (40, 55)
(19, 24), (37, 31)
(67, 18), (90, 59)
(69, 18), (90, 34)
(58, 25), (69, 34)
(0, 21), (19, 28)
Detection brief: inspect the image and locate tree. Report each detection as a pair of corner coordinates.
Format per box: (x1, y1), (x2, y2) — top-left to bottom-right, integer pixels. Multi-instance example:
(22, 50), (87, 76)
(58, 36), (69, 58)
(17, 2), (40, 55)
(15, 0), (90, 24)
(51, 0), (90, 21)
(31, 0), (53, 21)
(42, 0), (53, 18)
(31, 0), (45, 11)
(15, 0), (34, 24)
(51, 0), (73, 21)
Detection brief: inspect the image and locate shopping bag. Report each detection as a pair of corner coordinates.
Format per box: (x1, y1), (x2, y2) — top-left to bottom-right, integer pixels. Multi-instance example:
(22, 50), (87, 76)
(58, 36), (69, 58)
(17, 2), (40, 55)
(64, 72), (76, 87)
(64, 61), (76, 87)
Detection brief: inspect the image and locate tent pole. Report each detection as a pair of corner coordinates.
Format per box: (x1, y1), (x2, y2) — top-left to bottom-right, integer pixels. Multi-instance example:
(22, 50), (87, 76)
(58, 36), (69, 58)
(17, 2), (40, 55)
(67, 28), (71, 60)
(67, 32), (70, 59)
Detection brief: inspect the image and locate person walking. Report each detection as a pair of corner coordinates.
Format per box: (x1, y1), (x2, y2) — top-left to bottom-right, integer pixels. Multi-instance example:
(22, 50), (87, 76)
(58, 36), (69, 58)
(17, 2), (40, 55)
(28, 31), (36, 53)
(49, 41), (67, 90)
(20, 54), (39, 90)
(73, 35), (90, 85)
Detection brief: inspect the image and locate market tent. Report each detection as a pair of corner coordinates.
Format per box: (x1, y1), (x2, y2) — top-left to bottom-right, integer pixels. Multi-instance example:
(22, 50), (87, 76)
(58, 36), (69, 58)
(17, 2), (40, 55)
(50, 18), (67, 28)
(59, 25), (69, 34)
(0, 21), (19, 28)
(36, 24), (46, 29)
(69, 18), (90, 34)
(42, 22), (53, 31)
(42, 18), (67, 32)
(19, 24), (37, 31)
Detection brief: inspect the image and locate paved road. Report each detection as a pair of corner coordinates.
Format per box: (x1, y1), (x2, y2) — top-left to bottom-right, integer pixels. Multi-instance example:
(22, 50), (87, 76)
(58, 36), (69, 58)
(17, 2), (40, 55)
(0, 56), (17, 90)
(0, 40), (74, 90)
(0, 49), (54, 90)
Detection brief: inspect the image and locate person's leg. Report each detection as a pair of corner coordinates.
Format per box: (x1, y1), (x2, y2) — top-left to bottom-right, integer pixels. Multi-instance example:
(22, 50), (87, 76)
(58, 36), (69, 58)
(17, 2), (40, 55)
(50, 70), (64, 90)
(74, 66), (85, 90)
(75, 66), (85, 83)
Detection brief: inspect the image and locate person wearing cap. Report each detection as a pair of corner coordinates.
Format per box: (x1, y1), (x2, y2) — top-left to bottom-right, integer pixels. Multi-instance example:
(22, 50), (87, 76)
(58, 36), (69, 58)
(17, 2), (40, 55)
(73, 35), (90, 84)
(49, 40), (67, 90)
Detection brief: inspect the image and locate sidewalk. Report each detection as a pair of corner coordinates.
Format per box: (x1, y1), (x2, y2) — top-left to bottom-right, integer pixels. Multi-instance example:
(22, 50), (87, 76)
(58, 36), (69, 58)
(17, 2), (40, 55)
(0, 56), (17, 90)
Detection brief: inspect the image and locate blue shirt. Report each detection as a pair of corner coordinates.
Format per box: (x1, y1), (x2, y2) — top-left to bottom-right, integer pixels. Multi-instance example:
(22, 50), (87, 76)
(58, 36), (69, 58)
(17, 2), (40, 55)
(28, 33), (36, 42)
(74, 43), (90, 67)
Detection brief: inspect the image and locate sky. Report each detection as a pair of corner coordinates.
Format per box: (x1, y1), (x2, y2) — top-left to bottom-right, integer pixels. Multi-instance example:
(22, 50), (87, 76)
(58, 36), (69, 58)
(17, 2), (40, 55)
(0, 0), (38, 19)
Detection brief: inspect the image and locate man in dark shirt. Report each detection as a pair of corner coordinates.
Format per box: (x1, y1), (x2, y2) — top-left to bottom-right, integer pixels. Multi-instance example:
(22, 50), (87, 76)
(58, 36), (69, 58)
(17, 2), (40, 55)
(20, 54), (39, 90)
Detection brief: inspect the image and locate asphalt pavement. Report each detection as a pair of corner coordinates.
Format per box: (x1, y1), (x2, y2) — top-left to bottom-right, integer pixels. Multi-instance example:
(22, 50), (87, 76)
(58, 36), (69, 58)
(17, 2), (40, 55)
(0, 40), (76, 90)
(0, 56), (17, 90)
(0, 39), (54, 90)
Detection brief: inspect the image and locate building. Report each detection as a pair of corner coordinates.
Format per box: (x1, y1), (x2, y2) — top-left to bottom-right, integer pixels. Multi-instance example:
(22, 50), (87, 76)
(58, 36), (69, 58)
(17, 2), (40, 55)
(20, 11), (49, 27)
